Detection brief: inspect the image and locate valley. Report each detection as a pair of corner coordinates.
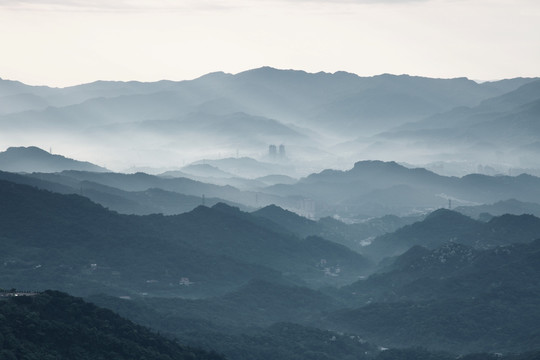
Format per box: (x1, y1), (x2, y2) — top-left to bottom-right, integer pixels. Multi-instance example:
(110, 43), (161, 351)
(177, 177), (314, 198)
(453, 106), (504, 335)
(1, 69), (540, 360)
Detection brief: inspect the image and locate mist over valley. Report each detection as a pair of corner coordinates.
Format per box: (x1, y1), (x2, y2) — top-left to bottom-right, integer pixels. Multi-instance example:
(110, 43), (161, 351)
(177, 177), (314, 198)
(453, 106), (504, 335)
(2, 68), (539, 176)
(2, 68), (540, 360)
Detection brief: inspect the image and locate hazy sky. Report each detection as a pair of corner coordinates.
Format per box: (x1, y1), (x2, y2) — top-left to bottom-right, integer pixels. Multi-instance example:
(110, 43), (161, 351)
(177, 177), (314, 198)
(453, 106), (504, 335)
(1, 0), (539, 87)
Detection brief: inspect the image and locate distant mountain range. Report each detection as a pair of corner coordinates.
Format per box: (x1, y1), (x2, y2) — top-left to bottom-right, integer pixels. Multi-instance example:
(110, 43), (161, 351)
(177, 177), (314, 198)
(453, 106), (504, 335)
(265, 160), (540, 218)
(2, 67), (539, 174)
(3, 148), (540, 220)
(454, 198), (540, 219)
(4, 68), (540, 359)
(365, 79), (540, 169)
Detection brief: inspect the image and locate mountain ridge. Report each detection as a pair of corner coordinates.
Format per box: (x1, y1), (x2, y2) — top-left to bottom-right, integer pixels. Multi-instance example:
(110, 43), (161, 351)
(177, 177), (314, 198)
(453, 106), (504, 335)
(0, 146), (108, 173)
(3, 68), (539, 175)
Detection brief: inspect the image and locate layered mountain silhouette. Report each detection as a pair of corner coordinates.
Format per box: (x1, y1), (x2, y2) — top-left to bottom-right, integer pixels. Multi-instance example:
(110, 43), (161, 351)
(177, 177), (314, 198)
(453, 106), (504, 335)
(455, 198), (540, 219)
(369, 79), (540, 168)
(364, 208), (540, 260)
(3, 174), (540, 358)
(0, 180), (371, 297)
(0, 169), (250, 215)
(252, 204), (420, 252)
(266, 160), (540, 218)
(3, 68), (540, 359)
(0, 146), (108, 173)
(2, 68), (539, 175)
(4, 152), (540, 221)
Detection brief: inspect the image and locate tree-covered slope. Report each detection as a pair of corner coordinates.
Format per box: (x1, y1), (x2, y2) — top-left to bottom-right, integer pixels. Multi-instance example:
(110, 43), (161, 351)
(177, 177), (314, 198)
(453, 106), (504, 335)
(252, 204), (419, 252)
(0, 180), (369, 298)
(364, 208), (540, 260)
(0, 290), (224, 360)
(91, 279), (342, 332)
(326, 240), (540, 353)
(86, 291), (380, 360)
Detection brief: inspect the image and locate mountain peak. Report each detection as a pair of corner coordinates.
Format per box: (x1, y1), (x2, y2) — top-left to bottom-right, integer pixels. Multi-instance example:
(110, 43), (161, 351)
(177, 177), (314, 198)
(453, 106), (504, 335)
(255, 204), (293, 216)
(349, 161), (440, 182)
(211, 202), (242, 214)
(352, 160), (402, 170)
(6, 145), (49, 155)
(422, 209), (479, 230)
(425, 208), (469, 221)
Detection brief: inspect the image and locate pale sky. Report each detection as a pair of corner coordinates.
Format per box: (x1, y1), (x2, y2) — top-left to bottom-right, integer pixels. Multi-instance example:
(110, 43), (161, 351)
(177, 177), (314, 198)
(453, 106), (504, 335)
(0, 0), (539, 87)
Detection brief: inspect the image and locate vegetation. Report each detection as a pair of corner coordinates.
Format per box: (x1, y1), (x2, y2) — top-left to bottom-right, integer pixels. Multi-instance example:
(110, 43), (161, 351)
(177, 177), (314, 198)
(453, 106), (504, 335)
(2, 177), (540, 359)
(365, 208), (540, 260)
(0, 180), (369, 298)
(252, 204), (421, 252)
(0, 290), (223, 360)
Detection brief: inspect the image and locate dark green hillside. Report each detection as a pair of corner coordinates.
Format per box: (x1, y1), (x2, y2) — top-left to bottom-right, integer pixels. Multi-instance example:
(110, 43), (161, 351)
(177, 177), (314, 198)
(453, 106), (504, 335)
(0, 180), (369, 297)
(327, 240), (540, 353)
(365, 209), (540, 260)
(166, 204), (371, 285)
(0, 290), (223, 360)
(343, 239), (540, 303)
(252, 204), (420, 252)
(337, 243), (478, 303)
(181, 322), (378, 360)
(92, 279), (342, 331)
(364, 209), (479, 260)
(85, 291), (380, 360)
(87, 290), (540, 360)
(328, 288), (540, 354)
(473, 213), (540, 248)
(373, 348), (540, 360)
(252, 204), (321, 237)
(0, 180), (283, 296)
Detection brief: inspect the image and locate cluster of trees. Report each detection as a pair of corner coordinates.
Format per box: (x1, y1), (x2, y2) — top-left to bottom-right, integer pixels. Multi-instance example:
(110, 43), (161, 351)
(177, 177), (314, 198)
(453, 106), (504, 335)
(0, 290), (224, 360)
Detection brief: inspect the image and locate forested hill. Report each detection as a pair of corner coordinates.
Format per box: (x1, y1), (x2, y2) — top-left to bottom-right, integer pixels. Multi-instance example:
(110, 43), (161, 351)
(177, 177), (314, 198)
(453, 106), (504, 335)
(0, 290), (223, 360)
(364, 208), (540, 260)
(0, 179), (370, 297)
